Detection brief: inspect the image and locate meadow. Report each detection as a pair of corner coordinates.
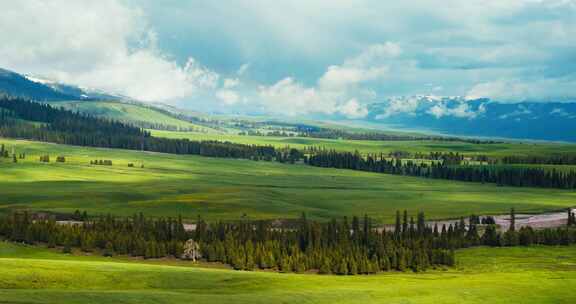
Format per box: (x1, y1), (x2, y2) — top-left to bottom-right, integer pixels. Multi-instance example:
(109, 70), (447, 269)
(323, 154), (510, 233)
(1, 138), (575, 223)
(0, 241), (575, 303)
(151, 129), (576, 157)
(49, 101), (219, 132)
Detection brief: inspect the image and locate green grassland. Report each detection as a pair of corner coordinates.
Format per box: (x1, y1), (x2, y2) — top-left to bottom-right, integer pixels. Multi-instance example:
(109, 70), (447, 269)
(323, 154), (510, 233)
(0, 241), (575, 303)
(1, 138), (575, 223)
(42, 100), (576, 159)
(49, 100), (218, 132)
(151, 129), (576, 157)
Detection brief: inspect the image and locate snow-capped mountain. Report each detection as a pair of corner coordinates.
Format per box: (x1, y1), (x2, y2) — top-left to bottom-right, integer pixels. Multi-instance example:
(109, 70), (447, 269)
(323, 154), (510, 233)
(0, 67), (126, 101)
(365, 96), (576, 141)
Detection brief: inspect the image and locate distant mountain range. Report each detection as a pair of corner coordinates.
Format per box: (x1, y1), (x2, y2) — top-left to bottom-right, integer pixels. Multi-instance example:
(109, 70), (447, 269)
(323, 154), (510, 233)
(1, 67), (576, 142)
(361, 96), (576, 142)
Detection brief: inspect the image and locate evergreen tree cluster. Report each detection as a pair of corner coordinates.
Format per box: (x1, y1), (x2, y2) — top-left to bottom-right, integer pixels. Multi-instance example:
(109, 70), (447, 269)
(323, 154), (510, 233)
(196, 212), (455, 274)
(481, 224), (576, 247)
(306, 150), (576, 189)
(568, 210), (576, 227)
(0, 144), (8, 158)
(1, 210), (575, 275)
(502, 154), (576, 165)
(90, 159), (113, 166)
(0, 212), (187, 259)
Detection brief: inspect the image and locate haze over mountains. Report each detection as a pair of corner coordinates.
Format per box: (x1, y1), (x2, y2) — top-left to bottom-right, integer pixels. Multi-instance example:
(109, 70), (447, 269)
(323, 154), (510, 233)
(362, 96), (576, 142)
(2, 66), (575, 142)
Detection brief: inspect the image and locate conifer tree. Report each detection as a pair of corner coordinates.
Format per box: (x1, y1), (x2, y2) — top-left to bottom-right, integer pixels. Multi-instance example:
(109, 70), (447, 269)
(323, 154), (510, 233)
(62, 238), (72, 254)
(510, 208), (516, 232)
(394, 210), (401, 239)
(103, 241), (114, 257)
(337, 259), (348, 275)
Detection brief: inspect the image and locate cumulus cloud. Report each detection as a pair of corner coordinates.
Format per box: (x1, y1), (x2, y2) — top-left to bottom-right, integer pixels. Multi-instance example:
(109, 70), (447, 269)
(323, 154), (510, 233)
(319, 42), (399, 91)
(378, 96), (422, 118)
(223, 78), (240, 89)
(343, 42), (402, 67)
(337, 99), (368, 119)
(0, 0), (220, 103)
(466, 76), (576, 102)
(258, 78), (325, 116)
(318, 66), (388, 91)
(258, 42), (400, 118)
(216, 89), (240, 105)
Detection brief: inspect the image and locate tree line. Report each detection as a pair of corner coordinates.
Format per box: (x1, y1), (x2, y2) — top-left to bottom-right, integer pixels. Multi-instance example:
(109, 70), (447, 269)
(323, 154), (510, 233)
(1, 209), (575, 275)
(501, 154), (576, 165)
(306, 150), (576, 189)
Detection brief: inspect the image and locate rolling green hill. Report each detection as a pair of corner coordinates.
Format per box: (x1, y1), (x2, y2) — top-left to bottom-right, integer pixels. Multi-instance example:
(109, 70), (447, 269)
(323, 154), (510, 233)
(49, 100), (219, 133)
(1, 241), (575, 303)
(1, 138), (575, 223)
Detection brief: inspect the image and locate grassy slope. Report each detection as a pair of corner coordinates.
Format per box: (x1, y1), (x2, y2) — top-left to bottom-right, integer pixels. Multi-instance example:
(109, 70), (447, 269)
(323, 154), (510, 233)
(1, 138), (575, 223)
(50, 101), (218, 132)
(152, 130), (576, 157)
(0, 241), (575, 303)
(44, 101), (576, 158)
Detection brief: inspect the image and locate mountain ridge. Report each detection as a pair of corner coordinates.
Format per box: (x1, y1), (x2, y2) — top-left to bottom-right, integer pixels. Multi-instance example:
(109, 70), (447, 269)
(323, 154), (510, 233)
(2, 66), (576, 142)
(361, 96), (576, 142)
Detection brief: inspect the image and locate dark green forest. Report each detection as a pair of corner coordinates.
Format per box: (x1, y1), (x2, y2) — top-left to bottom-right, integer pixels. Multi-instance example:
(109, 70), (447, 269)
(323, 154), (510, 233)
(1, 210), (575, 275)
(306, 150), (576, 189)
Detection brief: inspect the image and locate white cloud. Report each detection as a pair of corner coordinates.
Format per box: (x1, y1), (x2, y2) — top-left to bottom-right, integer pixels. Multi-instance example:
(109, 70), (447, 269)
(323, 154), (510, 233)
(223, 78), (240, 89)
(378, 96), (421, 118)
(318, 66), (388, 91)
(0, 0), (220, 103)
(258, 43), (398, 118)
(258, 77), (370, 118)
(319, 42), (399, 91)
(337, 98), (368, 119)
(344, 42), (402, 67)
(237, 63), (250, 76)
(466, 76), (576, 102)
(258, 77), (325, 116)
(216, 89), (240, 105)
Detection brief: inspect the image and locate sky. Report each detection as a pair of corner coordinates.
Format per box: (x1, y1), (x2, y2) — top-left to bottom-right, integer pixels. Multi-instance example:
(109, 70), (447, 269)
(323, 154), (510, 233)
(0, 0), (575, 118)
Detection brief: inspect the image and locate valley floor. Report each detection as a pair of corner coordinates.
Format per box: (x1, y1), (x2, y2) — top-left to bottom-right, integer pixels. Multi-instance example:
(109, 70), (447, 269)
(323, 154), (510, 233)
(1, 138), (575, 223)
(0, 241), (575, 303)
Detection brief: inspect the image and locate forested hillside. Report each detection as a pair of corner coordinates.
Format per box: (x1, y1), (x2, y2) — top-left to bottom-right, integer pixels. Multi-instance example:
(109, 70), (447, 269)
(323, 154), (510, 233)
(2, 95), (576, 190)
(0, 96), (281, 160)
